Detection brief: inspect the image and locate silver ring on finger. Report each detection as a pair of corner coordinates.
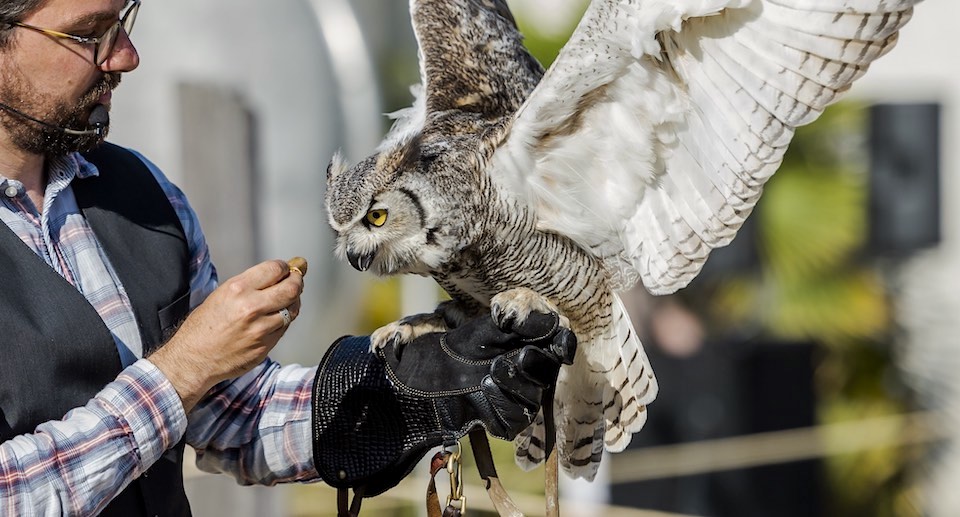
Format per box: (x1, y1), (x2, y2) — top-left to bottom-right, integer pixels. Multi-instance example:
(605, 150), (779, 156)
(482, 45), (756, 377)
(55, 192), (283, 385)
(279, 307), (292, 328)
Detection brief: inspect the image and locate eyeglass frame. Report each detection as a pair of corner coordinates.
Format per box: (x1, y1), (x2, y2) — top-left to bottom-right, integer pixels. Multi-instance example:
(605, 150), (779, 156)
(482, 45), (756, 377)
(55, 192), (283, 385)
(7, 0), (140, 66)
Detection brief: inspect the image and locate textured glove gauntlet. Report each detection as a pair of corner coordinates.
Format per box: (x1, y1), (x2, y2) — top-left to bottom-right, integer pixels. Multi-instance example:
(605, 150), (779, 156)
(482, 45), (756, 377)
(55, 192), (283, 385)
(311, 312), (576, 496)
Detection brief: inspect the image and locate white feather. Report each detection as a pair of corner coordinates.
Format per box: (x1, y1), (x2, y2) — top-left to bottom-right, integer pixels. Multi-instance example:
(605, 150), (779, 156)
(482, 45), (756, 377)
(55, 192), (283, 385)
(492, 0), (918, 295)
(767, 0), (919, 12)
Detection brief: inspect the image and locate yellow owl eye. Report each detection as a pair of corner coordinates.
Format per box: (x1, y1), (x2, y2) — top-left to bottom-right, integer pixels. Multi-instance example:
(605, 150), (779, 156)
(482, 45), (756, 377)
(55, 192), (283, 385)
(366, 209), (388, 227)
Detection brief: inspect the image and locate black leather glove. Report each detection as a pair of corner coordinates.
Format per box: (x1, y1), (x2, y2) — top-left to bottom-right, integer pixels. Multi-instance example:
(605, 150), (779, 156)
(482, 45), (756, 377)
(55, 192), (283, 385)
(311, 312), (576, 497)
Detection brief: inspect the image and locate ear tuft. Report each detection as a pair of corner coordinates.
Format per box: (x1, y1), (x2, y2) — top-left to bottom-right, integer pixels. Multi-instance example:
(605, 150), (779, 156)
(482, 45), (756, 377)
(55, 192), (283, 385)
(326, 151), (348, 185)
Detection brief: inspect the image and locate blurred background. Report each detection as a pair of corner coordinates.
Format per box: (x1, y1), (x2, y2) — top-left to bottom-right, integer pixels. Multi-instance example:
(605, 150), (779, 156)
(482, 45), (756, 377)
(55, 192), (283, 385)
(108, 1), (954, 515)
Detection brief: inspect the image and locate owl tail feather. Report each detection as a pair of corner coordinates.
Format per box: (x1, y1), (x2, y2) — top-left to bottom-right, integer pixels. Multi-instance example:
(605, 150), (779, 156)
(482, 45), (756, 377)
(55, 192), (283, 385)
(513, 293), (658, 480)
(601, 294), (658, 452)
(513, 363), (606, 480)
(513, 412), (546, 470)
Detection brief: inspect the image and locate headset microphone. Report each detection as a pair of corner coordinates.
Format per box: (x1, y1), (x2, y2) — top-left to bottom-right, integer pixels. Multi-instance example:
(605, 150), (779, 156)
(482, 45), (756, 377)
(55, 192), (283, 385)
(0, 101), (109, 137)
(77, 104), (109, 136)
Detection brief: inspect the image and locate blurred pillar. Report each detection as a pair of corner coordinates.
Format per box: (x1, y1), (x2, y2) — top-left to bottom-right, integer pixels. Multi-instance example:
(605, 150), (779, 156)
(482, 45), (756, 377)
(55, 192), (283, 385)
(176, 82), (284, 517)
(178, 82), (260, 279)
(868, 103), (941, 256)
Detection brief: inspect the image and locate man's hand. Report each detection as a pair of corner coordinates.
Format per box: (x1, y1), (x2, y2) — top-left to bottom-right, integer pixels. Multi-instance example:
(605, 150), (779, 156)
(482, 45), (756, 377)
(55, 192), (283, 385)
(312, 310), (576, 496)
(149, 259), (304, 411)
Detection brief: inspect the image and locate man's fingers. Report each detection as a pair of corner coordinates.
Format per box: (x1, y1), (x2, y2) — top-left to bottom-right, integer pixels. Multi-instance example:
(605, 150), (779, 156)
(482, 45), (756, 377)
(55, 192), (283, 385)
(550, 328), (577, 365)
(490, 354), (543, 408)
(274, 299), (302, 332)
(258, 264), (304, 313)
(242, 257), (307, 291)
(233, 259), (291, 290)
(517, 345), (564, 386)
(481, 375), (539, 438)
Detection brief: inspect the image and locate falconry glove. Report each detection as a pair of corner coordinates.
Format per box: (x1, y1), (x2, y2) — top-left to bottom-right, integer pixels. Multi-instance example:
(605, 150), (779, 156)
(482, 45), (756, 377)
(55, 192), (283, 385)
(311, 311), (576, 496)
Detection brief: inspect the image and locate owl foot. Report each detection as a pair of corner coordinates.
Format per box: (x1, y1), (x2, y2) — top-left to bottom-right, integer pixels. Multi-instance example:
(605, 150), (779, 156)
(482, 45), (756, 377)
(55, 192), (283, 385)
(491, 287), (571, 334)
(369, 312), (450, 354)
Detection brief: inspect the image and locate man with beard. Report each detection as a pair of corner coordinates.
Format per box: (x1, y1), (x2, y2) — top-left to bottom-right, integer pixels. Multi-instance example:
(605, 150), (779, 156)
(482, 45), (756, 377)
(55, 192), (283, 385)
(0, 0), (576, 515)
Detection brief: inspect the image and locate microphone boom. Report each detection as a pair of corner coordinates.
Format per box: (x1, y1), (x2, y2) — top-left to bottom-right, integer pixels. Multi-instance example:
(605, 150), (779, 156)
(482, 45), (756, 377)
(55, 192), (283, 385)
(0, 101), (108, 136)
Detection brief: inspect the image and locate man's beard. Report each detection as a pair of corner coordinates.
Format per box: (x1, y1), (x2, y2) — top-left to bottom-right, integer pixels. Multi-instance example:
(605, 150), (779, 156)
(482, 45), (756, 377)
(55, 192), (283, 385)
(0, 73), (121, 156)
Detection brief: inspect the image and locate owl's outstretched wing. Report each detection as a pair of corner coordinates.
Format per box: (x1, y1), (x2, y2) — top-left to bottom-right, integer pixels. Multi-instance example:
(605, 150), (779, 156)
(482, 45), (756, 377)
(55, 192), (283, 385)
(379, 0), (544, 153)
(491, 0), (919, 294)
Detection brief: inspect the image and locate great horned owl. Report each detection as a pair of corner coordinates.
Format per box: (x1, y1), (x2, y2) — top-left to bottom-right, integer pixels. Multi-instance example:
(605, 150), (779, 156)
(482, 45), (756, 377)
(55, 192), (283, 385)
(326, 0), (920, 480)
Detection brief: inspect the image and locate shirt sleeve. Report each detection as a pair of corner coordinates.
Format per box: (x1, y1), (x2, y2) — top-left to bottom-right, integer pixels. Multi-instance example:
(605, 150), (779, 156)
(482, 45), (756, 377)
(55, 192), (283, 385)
(185, 360), (320, 485)
(0, 360), (187, 516)
(129, 149), (320, 485)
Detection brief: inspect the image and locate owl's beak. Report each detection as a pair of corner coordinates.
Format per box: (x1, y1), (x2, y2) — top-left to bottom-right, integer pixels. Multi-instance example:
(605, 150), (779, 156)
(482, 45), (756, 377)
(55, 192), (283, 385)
(347, 249), (375, 272)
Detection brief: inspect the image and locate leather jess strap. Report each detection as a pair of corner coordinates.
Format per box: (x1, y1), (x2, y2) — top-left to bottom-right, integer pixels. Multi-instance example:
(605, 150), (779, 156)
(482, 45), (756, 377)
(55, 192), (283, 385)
(341, 431), (526, 517)
(336, 452), (458, 517)
(427, 451), (462, 517)
(337, 486), (364, 517)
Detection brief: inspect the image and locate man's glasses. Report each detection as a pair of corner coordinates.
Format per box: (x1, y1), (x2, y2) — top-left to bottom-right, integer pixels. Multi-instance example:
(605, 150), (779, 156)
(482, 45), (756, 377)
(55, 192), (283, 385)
(9, 0), (140, 66)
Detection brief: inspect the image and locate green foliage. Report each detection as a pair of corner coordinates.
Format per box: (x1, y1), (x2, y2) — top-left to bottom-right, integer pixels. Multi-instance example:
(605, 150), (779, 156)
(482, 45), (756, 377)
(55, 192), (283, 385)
(514, 4), (588, 68)
(816, 341), (919, 517)
(698, 102), (913, 515)
(355, 277), (403, 334)
(705, 103), (891, 347)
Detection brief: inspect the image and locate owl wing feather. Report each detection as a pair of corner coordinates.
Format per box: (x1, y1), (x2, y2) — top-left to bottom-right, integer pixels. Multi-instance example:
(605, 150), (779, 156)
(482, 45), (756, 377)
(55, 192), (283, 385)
(490, 0), (919, 294)
(407, 0), (543, 127)
(378, 0), (544, 152)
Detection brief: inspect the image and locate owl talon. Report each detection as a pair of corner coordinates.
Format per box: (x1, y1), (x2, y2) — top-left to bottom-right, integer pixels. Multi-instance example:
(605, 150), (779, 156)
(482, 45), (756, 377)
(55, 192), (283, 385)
(371, 311), (454, 355)
(392, 336), (407, 361)
(499, 311), (518, 332)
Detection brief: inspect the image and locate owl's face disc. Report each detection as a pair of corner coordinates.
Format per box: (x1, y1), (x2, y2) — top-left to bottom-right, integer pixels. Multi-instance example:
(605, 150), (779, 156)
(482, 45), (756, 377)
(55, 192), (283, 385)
(326, 150), (453, 276)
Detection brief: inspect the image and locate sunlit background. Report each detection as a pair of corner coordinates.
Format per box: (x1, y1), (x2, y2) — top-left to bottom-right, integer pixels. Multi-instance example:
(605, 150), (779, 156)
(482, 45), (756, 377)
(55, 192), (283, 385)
(108, 1), (954, 515)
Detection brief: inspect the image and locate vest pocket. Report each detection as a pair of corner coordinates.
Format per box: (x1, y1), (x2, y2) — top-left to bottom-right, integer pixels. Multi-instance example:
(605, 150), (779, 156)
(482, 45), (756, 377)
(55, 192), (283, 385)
(157, 291), (191, 344)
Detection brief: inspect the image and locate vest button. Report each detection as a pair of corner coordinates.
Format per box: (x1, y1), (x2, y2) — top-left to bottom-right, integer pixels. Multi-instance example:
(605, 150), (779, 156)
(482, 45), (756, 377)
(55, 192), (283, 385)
(3, 185), (17, 198)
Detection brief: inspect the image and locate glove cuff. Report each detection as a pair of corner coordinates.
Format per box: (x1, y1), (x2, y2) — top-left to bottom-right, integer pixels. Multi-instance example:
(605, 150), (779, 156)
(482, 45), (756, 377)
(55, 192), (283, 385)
(311, 336), (444, 495)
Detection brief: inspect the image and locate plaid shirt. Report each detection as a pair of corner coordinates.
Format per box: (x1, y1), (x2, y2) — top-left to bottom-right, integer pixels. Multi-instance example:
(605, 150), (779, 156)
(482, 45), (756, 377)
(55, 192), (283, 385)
(0, 150), (319, 515)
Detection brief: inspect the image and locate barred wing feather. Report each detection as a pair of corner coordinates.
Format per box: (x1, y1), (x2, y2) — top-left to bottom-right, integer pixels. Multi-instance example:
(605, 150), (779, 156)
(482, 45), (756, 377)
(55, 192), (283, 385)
(491, 0), (919, 294)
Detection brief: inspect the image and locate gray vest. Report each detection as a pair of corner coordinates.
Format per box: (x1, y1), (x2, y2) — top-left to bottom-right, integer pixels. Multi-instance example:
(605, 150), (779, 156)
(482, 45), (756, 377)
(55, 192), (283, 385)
(0, 143), (192, 516)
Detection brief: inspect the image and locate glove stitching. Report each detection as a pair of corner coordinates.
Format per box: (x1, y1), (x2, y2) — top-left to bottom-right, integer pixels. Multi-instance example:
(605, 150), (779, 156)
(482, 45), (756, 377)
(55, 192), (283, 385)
(432, 400), (443, 432)
(380, 349), (484, 398)
(439, 334), (522, 365)
(453, 417), (491, 439)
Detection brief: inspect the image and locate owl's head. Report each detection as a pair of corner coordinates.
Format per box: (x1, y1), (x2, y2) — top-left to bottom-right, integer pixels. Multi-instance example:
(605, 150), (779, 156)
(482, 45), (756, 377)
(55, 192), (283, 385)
(325, 137), (450, 276)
